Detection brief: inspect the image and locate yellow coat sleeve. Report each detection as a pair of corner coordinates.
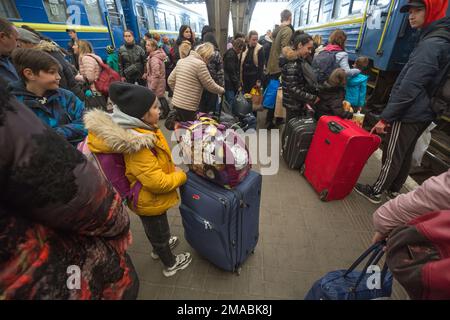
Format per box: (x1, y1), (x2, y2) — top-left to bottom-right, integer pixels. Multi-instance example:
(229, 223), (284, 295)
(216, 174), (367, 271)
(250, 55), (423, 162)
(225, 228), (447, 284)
(128, 148), (187, 195)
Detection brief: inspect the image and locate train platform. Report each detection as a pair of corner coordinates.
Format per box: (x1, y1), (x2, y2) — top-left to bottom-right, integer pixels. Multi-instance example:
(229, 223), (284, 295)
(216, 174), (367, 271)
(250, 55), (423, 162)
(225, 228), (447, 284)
(126, 111), (411, 300)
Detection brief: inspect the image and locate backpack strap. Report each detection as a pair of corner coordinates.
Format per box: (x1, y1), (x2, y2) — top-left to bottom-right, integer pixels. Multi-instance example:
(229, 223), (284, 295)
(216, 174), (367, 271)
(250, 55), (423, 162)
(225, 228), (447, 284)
(128, 148), (157, 209)
(129, 181), (142, 209)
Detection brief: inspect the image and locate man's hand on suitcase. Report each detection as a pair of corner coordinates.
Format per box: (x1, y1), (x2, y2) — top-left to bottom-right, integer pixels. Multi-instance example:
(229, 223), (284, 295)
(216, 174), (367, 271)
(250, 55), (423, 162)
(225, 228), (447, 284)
(371, 120), (389, 135)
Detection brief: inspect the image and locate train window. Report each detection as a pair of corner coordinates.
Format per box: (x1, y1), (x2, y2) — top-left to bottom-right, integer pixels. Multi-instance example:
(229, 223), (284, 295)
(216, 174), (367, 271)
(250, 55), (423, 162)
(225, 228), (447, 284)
(300, 3), (309, 26)
(167, 14), (176, 31)
(146, 7), (156, 30)
(376, 0), (391, 6)
(83, 0), (104, 26)
(176, 16), (182, 30)
(350, 0), (365, 13)
(136, 5), (148, 30)
(158, 11), (166, 30)
(298, 8), (303, 26)
(191, 21), (198, 33)
(105, 0), (121, 25)
(309, 0), (320, 24)
(0, 0), (20, 19)
(43, 0), (68, 23)
(333, 0), (350, 18)
(293, 9), (298, 28)
(318, 0), (332, 23)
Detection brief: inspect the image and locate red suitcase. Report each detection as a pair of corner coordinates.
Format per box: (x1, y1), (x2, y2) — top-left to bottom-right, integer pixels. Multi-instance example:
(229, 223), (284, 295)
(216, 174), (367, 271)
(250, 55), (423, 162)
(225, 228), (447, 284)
(302, 116), (381, 201)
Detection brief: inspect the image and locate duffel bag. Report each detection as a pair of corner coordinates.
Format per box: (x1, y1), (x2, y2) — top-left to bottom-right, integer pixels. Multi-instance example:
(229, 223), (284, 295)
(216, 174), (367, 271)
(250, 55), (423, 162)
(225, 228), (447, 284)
(304, 241), (393, 300)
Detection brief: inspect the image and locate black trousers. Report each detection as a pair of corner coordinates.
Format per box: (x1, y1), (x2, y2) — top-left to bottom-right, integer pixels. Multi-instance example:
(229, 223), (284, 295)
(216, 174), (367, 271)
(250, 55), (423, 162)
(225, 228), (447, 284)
(372, 121), (431, 194)
(174, 106), (197, 122)
(198, 91), (219, 114)
(139, 213), (176, 267)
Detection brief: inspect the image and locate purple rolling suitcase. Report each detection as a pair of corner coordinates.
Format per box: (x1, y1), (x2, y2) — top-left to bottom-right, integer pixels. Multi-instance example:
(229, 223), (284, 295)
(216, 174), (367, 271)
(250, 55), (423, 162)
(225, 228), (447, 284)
(180, 171), (262, 273)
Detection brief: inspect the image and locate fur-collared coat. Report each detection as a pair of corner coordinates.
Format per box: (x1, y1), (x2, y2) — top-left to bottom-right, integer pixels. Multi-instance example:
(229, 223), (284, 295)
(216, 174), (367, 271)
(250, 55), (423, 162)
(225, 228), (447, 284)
(84, 110), (187, 216)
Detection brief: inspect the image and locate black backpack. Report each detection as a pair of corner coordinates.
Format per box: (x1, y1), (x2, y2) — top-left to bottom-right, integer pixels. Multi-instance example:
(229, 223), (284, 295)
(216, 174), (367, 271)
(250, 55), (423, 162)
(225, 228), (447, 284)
(312, 50), (341, 84)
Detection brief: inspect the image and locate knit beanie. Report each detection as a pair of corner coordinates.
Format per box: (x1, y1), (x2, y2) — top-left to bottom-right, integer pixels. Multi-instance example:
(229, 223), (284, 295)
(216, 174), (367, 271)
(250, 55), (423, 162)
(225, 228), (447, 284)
(109, 82), (157, 119)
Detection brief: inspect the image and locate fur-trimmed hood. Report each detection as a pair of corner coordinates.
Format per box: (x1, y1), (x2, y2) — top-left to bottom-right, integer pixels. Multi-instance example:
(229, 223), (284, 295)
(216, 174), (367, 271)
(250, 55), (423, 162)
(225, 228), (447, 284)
(282, 46), (298, 61)
(35, 40), (60, 52)
(279, 46), (298, 69)
(84, 109), (156, 154)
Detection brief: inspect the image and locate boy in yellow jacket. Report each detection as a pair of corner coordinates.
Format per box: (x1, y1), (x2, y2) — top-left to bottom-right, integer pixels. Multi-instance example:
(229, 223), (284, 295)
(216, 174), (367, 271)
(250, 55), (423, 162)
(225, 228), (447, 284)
(84, 82), (191, 277)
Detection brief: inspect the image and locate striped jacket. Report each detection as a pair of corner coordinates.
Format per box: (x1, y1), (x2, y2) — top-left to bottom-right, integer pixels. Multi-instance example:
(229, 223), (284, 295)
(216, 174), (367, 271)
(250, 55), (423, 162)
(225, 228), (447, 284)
(168, 51), (225, 112)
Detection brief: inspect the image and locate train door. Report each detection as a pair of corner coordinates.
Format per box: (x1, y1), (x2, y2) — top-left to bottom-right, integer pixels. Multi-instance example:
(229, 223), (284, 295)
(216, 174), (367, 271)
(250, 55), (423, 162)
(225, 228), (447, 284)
(103, 0), (126, 49)
(145, 5), (156, 32)
(135, 3), (149, 40)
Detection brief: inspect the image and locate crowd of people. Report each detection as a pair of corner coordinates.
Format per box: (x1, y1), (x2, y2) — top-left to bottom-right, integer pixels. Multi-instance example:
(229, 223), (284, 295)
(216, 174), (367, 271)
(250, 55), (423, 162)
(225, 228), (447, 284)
(0, 0), (449, 300)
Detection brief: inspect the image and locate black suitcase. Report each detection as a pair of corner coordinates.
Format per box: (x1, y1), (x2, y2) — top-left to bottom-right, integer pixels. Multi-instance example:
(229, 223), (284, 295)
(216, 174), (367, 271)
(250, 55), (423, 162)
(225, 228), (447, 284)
(282, 117), (316, 169)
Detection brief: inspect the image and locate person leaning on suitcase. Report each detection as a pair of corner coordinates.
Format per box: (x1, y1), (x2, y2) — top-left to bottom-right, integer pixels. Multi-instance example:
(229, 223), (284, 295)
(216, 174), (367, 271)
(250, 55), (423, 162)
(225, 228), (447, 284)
(86, 82), (192, 277)
(354, 0), (450, 204)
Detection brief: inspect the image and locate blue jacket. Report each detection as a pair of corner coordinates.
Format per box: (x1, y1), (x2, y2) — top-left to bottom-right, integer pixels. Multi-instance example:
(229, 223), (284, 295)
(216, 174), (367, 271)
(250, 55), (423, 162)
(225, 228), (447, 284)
(381, 17), (450, 123)
(0, 56), (20, 83)
(10, 81), (87, 145)
(345, 73), (368, 108)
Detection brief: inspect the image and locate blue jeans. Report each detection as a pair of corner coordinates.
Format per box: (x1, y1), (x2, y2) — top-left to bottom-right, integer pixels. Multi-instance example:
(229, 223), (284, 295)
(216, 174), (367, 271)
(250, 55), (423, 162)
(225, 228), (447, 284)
(225, 90), (237, 110)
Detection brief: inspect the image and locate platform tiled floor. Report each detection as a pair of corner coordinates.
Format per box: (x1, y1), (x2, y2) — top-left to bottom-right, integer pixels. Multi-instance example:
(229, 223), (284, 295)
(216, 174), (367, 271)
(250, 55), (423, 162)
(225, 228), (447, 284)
(127, 110), (409, 300)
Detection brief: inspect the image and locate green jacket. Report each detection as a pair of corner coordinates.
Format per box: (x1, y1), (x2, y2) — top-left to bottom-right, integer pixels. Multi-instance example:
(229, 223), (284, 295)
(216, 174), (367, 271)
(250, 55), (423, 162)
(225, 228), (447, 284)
(107, 53), (119, 73)
(267, 24), (294, 76)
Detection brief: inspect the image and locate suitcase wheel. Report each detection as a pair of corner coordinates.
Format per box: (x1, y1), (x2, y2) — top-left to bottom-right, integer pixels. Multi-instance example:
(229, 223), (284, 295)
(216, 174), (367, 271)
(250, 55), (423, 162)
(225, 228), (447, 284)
(319, 190), (329, 202)
(236, 267), (242, 276)
(300, 164), (306, 176)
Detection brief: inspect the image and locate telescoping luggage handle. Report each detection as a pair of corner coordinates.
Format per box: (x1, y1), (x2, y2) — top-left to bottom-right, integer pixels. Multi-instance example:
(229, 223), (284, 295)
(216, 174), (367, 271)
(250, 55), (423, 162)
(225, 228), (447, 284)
(328, 121), (345, 134)
(344, 241), (390, 293)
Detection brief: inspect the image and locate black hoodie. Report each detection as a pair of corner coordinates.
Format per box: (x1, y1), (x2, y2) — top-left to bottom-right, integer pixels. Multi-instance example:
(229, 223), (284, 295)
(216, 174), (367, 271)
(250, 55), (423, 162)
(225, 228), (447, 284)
(381, 17), (450, 123)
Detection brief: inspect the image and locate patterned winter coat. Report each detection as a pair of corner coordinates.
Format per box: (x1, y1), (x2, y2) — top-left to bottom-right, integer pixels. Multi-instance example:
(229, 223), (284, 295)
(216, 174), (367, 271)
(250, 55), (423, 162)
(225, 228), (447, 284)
(0, 88), (139, 299)
(10, 81), (87, 145)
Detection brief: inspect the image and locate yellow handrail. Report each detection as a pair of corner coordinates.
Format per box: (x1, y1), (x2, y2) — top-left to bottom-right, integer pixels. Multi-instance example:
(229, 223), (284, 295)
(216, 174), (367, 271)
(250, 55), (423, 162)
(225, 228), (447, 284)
(356, 0), (371, 50)
(377, 0), (396, 54)
(105, 13), (115, 48)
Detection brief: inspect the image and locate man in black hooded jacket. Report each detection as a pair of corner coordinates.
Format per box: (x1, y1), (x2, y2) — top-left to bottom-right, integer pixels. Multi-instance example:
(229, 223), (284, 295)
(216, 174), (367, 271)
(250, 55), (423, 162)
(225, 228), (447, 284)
(355, 0), (450, 204)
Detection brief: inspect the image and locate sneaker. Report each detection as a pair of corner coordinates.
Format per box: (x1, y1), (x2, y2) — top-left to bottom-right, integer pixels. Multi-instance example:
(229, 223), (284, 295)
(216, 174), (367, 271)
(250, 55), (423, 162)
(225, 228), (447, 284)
(151, 236), (179, 260)
(354, 183), (382, 204)
(163, 252), (192, 277)
(386, 191), (401, 201)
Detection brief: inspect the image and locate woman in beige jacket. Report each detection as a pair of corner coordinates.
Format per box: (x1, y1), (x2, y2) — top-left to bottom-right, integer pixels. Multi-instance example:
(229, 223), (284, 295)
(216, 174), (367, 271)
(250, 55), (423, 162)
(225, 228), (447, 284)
(168, 43), (225, 121)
